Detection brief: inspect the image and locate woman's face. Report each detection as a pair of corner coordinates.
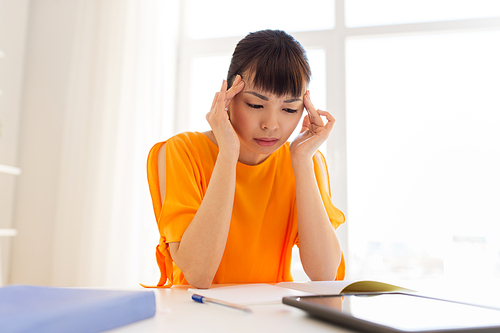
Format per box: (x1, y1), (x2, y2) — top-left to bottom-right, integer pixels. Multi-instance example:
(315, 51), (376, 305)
(228, 76), (306, 165)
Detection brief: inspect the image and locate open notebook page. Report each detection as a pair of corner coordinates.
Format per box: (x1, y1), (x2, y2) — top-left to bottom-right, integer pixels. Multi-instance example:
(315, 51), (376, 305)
(187, 284), (312, 306)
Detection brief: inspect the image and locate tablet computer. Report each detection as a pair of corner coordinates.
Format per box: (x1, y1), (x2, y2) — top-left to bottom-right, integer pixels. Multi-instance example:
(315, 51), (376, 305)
(283, 293), (500, 333)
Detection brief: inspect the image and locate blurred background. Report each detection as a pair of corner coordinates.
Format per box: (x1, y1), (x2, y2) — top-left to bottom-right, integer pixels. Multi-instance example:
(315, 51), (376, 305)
(0, 0), (499, 287)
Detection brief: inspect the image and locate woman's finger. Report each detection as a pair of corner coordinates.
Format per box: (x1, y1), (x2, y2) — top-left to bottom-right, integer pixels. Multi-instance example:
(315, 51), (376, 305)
(207, 80), (226, 123)
(225, 75), (245, 107)
(304, 91), (324, 126)
(300, 114), (310, 133)
(214, 80), (227, 114)
(220, 79), (227, 96)
(317, 110), (336, 132)
(210, 92), (219, 111)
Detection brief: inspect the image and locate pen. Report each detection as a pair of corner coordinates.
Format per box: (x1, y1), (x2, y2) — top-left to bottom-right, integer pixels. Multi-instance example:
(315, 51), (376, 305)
(191, 294), (252, 313)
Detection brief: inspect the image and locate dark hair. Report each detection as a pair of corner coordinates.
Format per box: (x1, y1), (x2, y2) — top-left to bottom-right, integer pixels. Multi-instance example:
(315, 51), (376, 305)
(227, 30), (311, 98)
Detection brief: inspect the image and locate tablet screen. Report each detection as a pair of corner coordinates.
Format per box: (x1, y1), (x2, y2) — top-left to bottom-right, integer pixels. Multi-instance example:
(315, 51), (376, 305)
(285, 293), (500, 332)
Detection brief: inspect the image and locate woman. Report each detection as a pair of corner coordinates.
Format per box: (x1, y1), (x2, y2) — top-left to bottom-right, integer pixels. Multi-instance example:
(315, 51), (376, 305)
(146, 30), (345, 289)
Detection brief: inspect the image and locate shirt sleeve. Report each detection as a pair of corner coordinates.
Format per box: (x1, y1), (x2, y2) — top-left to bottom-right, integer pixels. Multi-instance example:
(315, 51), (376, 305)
(145, 136), (205, 288)
(312, 150), (346, 229)
(158, 136), (205, 244)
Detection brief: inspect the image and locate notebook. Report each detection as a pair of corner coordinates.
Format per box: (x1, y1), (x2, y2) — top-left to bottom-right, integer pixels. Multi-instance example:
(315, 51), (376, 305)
(0, 285), (156, 333)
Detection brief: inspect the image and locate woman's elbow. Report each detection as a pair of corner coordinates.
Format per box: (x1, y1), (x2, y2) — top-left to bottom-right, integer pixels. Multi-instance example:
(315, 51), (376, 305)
(170, 244), (215, 288)
(308, 267), (339, 281)
(305, 254), (341, 281)
(183, 270), (214, 289)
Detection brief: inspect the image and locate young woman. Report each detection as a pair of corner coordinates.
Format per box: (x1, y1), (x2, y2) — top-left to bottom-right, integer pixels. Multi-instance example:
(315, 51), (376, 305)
(146, 30), (345, 289)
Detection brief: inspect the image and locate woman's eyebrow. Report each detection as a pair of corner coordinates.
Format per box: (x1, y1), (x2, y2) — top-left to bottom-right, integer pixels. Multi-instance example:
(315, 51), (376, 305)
(245, 91), (269, 101)
(245, 91), (302, 103)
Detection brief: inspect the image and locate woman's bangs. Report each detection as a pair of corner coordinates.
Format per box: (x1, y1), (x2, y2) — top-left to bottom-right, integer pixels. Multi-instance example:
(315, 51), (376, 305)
(250, 55), (310, 98)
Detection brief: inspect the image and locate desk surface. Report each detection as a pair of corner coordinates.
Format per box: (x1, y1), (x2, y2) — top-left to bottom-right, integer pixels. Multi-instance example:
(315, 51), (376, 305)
(108, 286), (353, 333)
(108, 280), (500, 333)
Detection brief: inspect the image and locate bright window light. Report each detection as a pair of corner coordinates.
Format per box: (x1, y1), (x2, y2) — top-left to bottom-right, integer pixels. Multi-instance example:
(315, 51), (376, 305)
(346, 30), (500, 280)
(189, 55), (231, 132)
(185, 0), (334, 39)
(346, 0), (500, 27)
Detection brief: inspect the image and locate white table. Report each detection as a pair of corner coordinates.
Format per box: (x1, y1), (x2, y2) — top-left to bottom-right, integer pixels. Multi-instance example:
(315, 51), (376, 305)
(109, 286), (354, 333)
(108, 280), (500, 333)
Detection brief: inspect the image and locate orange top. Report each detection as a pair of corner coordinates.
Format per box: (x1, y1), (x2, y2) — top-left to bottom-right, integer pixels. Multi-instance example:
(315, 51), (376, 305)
(146, 132), (345, 288)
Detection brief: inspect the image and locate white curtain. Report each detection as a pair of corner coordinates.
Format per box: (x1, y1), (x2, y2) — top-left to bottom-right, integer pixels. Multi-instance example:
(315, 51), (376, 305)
(50, 0), (179, 287)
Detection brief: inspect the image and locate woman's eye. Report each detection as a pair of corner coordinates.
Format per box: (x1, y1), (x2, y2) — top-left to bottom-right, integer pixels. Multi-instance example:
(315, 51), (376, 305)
(283, 108), (298, 114)
(246, 103), (263, 109)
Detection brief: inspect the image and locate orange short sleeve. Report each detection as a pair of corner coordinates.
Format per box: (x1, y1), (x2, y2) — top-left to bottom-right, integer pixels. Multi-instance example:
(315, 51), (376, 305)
(313, 151), (346, 230)
(144, 134), (214, 288)
(160, 137), (205, 243)
(311, 150), (346, 280)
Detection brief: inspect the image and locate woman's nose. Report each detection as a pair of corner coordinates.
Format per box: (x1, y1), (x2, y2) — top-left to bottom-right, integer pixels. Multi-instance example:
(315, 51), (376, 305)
(261, 111), (279, 131)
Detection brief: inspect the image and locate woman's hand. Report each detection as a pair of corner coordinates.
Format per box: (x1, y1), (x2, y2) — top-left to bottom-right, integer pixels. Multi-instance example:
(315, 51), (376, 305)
(206, 75), (245, 157)
(290, 91), (336, 161)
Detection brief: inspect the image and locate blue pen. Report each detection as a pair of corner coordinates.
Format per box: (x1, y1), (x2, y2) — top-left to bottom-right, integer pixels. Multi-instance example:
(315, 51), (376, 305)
(191, 294), (252, 313)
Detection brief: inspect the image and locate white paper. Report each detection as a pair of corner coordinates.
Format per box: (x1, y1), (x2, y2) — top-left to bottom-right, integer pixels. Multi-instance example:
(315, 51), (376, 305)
(188, 284), (312, 306)
(276, 281), (353, 295)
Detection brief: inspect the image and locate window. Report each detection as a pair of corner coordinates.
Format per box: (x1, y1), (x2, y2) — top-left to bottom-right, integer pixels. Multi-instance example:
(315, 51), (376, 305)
(346, 0), (500, 27)
(189, 55), (231, 132)
(184, 0), (335, 39)
(176, 1), (500, 282)
(346, 30), (500, 280)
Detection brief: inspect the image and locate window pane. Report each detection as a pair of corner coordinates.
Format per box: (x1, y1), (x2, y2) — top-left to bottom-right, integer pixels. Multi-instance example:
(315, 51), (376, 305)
(189, 55), (231, 132)
(186, 0), (334, 39)
(346, 0), (500, 27)
(346, 31), (500, 281)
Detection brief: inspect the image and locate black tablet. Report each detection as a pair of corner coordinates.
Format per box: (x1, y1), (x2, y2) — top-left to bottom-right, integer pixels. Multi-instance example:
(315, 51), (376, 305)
(283, 293), (500, 333)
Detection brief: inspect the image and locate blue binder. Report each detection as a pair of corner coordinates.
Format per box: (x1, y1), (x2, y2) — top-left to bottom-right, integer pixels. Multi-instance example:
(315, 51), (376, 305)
(0, 285), (156, 333)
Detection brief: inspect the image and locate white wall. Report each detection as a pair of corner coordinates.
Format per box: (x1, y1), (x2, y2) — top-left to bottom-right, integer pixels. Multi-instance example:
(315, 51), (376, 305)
(9, 0), (79, 285)
(0, 0), (29, 285)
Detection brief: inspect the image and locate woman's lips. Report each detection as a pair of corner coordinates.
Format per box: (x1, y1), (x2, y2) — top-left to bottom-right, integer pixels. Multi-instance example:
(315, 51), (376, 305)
(254, 137), (279, 147)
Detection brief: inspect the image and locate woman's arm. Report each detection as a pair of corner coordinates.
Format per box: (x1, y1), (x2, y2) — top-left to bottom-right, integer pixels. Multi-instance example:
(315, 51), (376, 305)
(159, 78), (244, 288)
(292, 155), (342, 280)
(290, 91), (342, 280)
(168, 151), (237, 288)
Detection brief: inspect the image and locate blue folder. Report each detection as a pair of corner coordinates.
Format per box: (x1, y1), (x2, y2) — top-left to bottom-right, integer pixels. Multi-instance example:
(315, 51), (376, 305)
(0, 285), (156, 333)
